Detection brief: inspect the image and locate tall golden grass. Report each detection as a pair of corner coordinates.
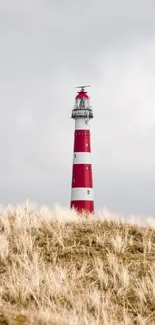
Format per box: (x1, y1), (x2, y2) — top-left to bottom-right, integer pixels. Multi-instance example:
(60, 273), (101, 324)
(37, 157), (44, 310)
(0, 201), (155, 324)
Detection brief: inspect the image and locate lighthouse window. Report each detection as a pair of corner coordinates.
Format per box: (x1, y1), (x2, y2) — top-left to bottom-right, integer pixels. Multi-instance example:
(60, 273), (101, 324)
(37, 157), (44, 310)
(86, 166), (89, 170)
(85, 121), (88, 124)
(87, 190), (90, 194)
(74, 154), (76, 158)
(85, 142), (88, 147)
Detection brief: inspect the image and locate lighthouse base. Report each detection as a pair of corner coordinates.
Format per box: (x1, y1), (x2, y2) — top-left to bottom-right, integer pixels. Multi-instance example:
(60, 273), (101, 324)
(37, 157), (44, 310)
(71, 200), (94, 213)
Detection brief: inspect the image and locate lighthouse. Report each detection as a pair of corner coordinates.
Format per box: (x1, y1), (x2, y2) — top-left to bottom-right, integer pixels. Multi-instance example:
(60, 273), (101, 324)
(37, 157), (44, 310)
(70, 86), (94, 213)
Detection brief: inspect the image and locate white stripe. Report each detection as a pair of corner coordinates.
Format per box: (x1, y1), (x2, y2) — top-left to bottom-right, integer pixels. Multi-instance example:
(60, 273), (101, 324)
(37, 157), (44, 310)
(73, 152), (92, 164)
(71, 188), (94, 201)
(75, 119), (90, 130)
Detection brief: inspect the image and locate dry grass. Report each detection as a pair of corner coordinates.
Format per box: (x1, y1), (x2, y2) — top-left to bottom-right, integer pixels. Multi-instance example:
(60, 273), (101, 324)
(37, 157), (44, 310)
(0, 201), (155, 324)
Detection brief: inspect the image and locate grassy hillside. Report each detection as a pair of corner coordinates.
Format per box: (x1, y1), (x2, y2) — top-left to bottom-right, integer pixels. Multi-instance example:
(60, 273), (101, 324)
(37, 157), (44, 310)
(0, 202), (155, 324)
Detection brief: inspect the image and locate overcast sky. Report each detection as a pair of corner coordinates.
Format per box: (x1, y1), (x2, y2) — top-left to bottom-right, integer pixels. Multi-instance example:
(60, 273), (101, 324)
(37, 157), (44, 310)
(0, 0), (155, 216)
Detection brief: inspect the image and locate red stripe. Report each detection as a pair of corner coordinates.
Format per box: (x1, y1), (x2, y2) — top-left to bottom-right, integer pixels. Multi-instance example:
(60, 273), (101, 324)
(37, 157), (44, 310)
(74, 129), (90, 135)
(71, 200), (94, 213)
(71, 164), (93, 188)
(74, 131), (91, 152)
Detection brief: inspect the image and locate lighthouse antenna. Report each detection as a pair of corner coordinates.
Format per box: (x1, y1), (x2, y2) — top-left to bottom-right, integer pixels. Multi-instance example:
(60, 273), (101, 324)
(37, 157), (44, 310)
(75, 85), (90, 90)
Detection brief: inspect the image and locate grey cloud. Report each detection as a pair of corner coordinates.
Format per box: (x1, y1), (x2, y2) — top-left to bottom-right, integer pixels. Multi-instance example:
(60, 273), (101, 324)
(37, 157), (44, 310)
(0, 0), (155, 215)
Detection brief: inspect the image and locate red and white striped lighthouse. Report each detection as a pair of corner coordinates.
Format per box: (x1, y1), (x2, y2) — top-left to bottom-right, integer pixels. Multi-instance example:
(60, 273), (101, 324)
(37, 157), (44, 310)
(70, 85), (94, 213)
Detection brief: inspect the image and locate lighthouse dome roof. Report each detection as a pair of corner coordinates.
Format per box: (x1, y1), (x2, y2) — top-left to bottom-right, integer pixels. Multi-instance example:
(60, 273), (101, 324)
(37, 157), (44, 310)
(75, 90), (89, 99)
